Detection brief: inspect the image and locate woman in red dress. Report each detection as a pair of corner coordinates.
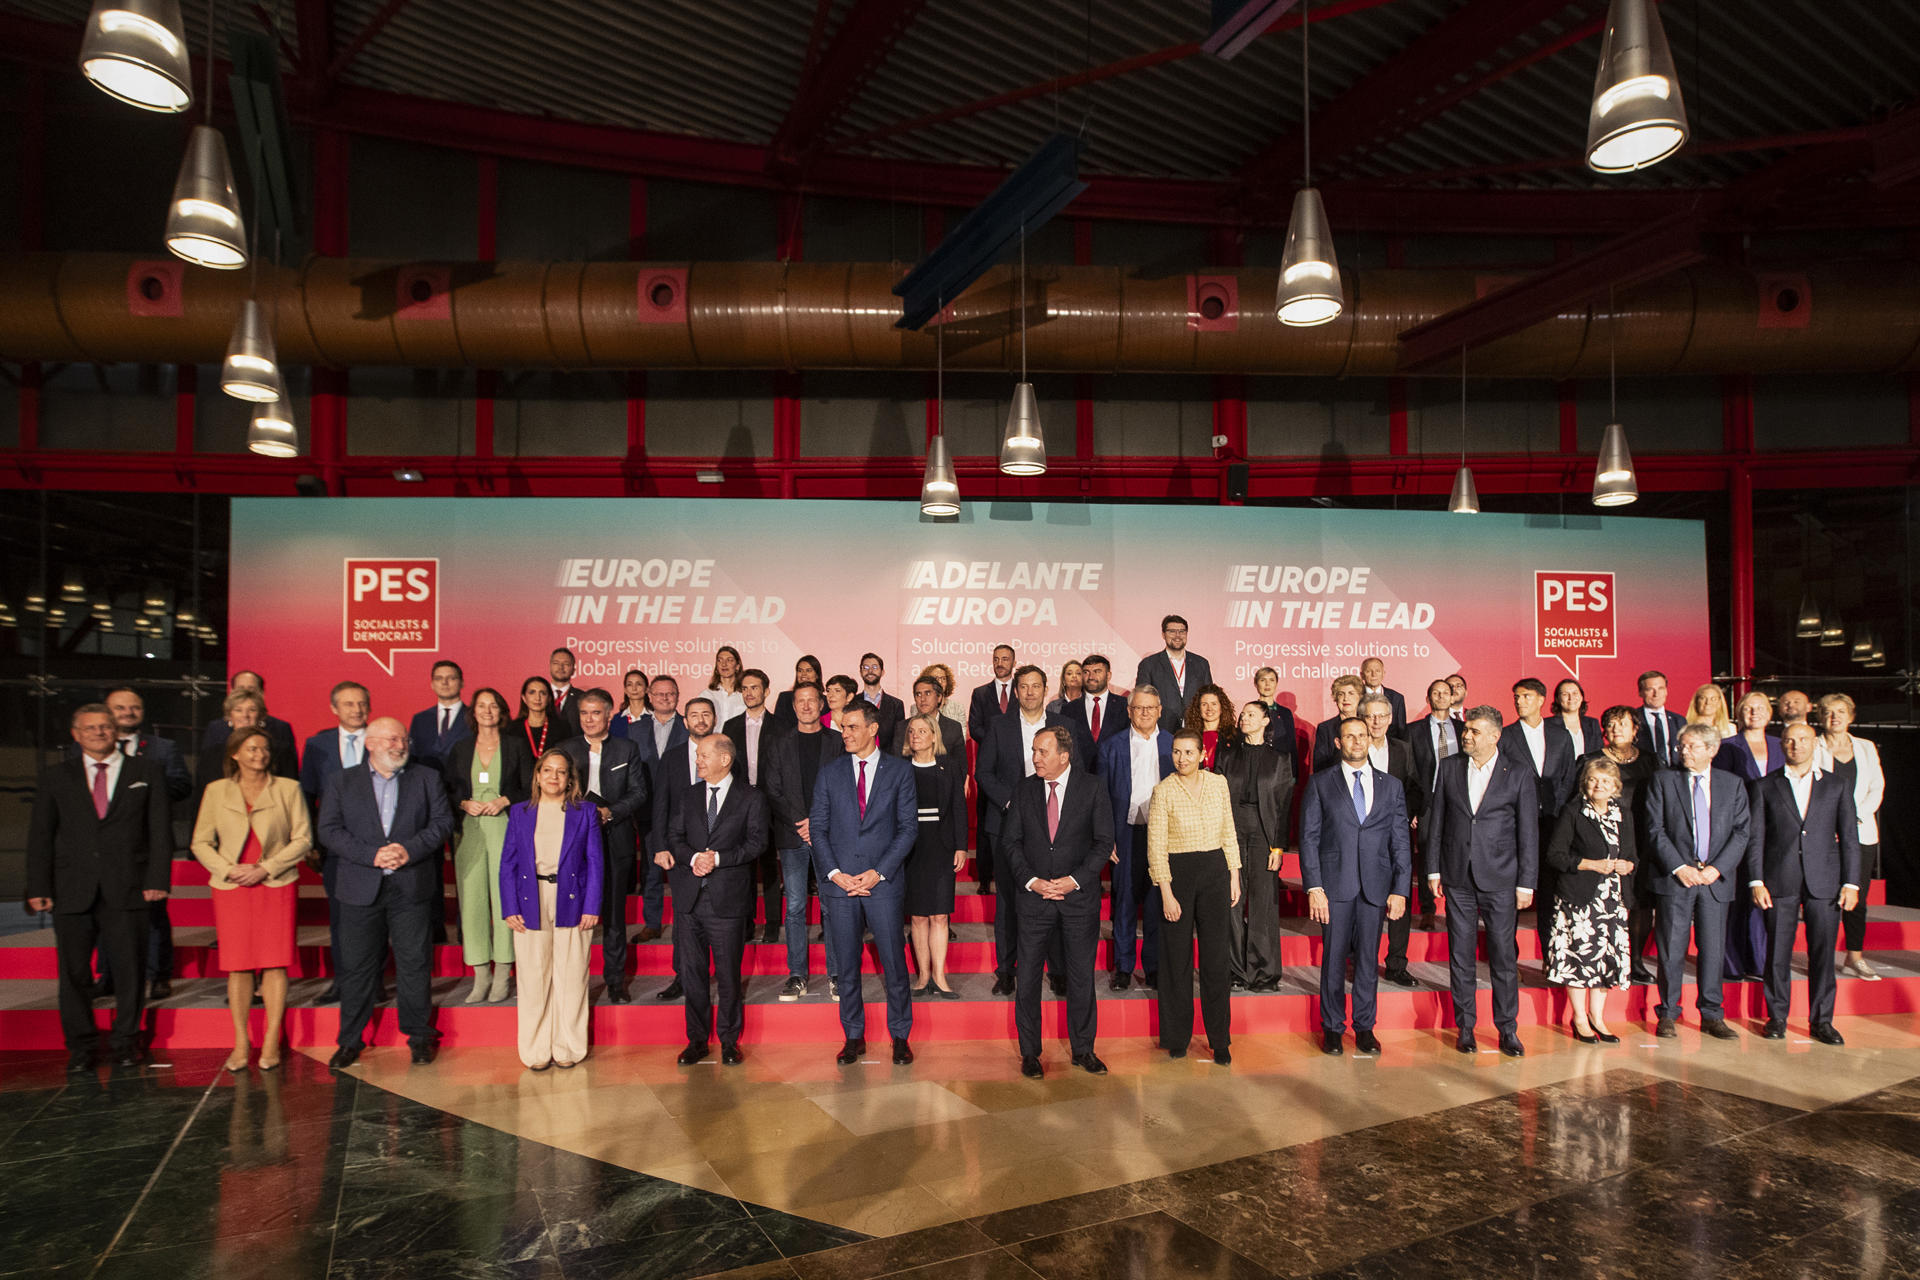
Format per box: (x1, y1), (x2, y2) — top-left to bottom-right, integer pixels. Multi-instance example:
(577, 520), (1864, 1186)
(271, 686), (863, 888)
(191, 727), (311, 1072)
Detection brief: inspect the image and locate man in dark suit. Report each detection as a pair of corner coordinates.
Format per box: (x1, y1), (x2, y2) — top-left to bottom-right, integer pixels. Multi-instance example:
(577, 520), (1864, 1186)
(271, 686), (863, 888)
(725, 669), (791, 943)
(1100, 688), (1173, 991)
(87, 687), (190, 1002)
(562, 690), (649, 1003)
(1425, 704), (1539, 1058)
(1059, 654), (1127, 773)
(1003, 726), (1114, 1078)
(199, 669), (299, 759)
(648, 696), (717, 1000)
(1633, 670), (1687, 768)
(810, 702), (919, 1065)
(1644, 722), (1751, 1040)
(977, 666), (1075, 996)
(893, 676), (966, 758)
(28, 704), (174, 1070)
(1406, 677), (1460, 933)
(547, 648), (584, 738)
(763, 682), (844, 999)
(407, 660), (471, 766)
(631, 674), (688, 941)
(1309, 677), (1366, 773)
(317, 716), (454, 1070)
(1500, 677), (1578, 950)
(1748, 721), (1862, 1045)
(1302, 716), (1411, 1056)
(1358, 657), (1409, 741)
(300, 680), (371, 1005)
(1134, 614), (1211, 734)
(967, 644), (1018, 894)
(855, 653), (907, 750)
(662, 735), (768, 1065)
(1360, 695), (1425, 987)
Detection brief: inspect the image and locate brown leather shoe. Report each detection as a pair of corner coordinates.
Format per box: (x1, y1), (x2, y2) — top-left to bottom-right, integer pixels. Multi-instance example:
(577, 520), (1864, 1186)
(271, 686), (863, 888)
(634, 926), (662, 942)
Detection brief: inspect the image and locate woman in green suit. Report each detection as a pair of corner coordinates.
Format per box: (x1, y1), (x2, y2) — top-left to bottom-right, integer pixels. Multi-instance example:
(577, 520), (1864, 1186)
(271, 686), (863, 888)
(447, 687), (533, 1002)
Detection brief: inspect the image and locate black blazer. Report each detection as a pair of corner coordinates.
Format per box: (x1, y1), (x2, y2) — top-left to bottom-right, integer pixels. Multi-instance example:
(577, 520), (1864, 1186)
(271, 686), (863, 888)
(67, 735), (192, 803)
(666, 778), (770, 918)
(1497, 721), (1578, 821)
(26, 754), (174, 912)
(201, 712), (299, 759)
(853, 691), (906, 752)
(647, 738), (703, 856)
(913, 757), (970, 855)
(317, 763), (454, 907)
(1000, 768), (1113, 900)
(559, 735), (649, 865)
(1364, 686), (1409, 740)
(1745, 769), (1861, 901)
(1252, 701), (1299, 764)
(1423, 753), (1541, 893)
(723, 710), (792, 789)
(444, 734), (535, 808)
(1059, 692), (1128, 769)
(1376, 737), (1424, 821)
(892, 714), (965, 761)
(968, 679), (1013, 743)
(977, 710), (1078, 839)
(1544, 802), (1638, 910)
(1553, 713), (1604, 758)
(1134, 649), (1212, 734)
(759, 727), (844, 850)
(1311, 718), (1345, 774)
(547, 687), (585, 738)
(509, 715), (577, 756)
(1407, 713), (1461, 806)
(1633, 707), (1688, 768)
(1212, 740), (1295, 853)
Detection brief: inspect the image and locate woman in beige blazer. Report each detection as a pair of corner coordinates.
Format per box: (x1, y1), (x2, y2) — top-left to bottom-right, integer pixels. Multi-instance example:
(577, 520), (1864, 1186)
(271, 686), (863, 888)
(192, 727), (312, 1072)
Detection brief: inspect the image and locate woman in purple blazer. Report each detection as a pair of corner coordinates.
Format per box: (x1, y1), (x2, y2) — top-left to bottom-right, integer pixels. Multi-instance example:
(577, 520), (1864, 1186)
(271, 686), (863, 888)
(501, 749), (605, 1070)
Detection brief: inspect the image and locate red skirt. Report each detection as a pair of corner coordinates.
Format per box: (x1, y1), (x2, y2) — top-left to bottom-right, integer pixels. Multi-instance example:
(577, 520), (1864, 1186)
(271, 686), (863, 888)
(212, 827), (298, 971)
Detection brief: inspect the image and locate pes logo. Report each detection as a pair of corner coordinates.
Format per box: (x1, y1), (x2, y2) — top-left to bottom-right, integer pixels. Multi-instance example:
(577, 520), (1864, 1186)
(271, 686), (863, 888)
(1535, 571), (1616, 678)
(343, 559), (439, 674)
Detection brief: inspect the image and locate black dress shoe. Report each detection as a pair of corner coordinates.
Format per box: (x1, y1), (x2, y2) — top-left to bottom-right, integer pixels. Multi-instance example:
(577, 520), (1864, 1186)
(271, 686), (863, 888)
(1021, 1055), (1044, 1078)
(760, 924), (780, 945)
(1141, 973), (1158, 991)
(1321, 1032), (1344, 1056)
(892, 1038), (914, 1065)
(1212, 1047), (1231, 1066)
(991, 976), (1015, 996)
(721, 1044), (744, 1066)
(1702, 1018), (1740, 1041)
(607, 982), (632, 1005)
(1811, 1023), (1846, 1046)
(1655, 1016), (1677, 1038)
(327, 1045), (362, 1071)
(67, 1049), (93, 1073)
(1048, 976), (1067, 997)
(1168, 1045), (1187, 1059)
(314, 984), (341, 1006)
(1498, 1032), (1525, 1058)
(1073, 1053), (1109, 1075)
(1762, 1019), (1788, 1040)
(656, 979), (684, 1000)
(148, 978), (172, 1000)
(410, 1042), (437, 1066)
(1455, 1032), (1476, 1055)
(836, 1038), (866, 1065)
(634, 925), (662, 942)
(1380, 967), (1416, 988)
(90, 980), (113, 1000)
(1354, 1030), (1381, 1055)
(1230, 977), (1248, 991)
(1109, 971), (1132, 992)
(113, 1046), (144, 1068)
(1416, 912), (1435, 931)
(677, 1042), (709, 1065)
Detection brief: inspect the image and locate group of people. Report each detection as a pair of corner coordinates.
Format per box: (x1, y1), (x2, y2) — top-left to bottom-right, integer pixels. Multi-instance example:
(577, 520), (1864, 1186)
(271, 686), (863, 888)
(24, 623), (1884, 1076)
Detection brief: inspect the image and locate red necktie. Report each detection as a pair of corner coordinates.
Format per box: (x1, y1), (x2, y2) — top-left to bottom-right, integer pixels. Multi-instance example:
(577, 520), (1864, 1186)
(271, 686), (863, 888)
(1047, 781), (1060, 841)
(91, 761), (110, 818)
(999, 685), (1008, 714)
(1090, 699), (1102, 739)
(857, 759), (868, 818)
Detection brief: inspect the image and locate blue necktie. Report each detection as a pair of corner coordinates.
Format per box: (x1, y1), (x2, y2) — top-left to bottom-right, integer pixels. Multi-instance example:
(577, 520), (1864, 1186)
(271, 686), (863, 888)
(708, 783), (719, 827)
(1692, 773), (1709, 864)
(1351, 770), (1367, 823)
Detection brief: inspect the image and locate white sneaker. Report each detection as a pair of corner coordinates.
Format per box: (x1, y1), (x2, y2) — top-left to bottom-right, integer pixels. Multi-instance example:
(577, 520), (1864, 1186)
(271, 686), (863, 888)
(828, 979), (840, 1000)
(779, 976), (806, 1002)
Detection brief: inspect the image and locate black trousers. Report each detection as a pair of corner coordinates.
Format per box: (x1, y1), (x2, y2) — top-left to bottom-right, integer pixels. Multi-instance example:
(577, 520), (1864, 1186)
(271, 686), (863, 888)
(321, 851), (345, 983)
(1225, 815), (1281, 985)
(1157, 850), (1232, 1053)
(599, 835), (635, 984)
(1015, 891), (1100, 1058)
(1842, 845), (1879, 950)
(55, 891), (148, 1052)
(1444, 880), (1519, 1035)
(676, 901), (747, 1048)
(1383, 828), (1427, 970)
(1765, 892), (1843, 1027)
(335, 880), (437, 1050)
(93, 894), (173, 990)
(756, 846), (783, 935)
(993, 843), (1062, 983)
(1628, 898), (1657, 980)
(1653, 883), (1727, 1021)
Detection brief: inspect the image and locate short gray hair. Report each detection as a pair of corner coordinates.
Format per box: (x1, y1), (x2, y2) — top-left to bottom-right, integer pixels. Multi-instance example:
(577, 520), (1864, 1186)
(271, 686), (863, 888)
(1358, 694), (1393, 717)
(1128, 686), (1162, 706)
(1463, 704), (1503, 734)
(1678, 722), (1720, 752)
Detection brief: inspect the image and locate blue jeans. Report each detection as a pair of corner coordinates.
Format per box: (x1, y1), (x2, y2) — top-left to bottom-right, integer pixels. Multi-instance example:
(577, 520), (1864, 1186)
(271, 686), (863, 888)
(779, 846), (837, 979)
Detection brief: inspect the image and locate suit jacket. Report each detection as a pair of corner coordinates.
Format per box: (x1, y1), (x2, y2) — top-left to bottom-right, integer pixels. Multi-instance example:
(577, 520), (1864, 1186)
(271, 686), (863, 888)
(1497, 721), (1578, 821)
(1134, 650), (1212, 734)
(631, 713), (688, 776)
(1001, 768), (1113, 901)
(808, 750), (918, 896)
(853, 691), (907, 752)
(1213, 740), (1295, 852)
(723, 710), (792, 792)
(1715, 734), (1784, 783)
(1641, 767), (1751, 901)
(1100, 728), (1174, 841)
(892, 714), (966, 761)
(1633, 707), (1688, 768)
(666, 777), (769, 917)
(202, 712), (298, 760)
(1310, 718), (1344, 774)
(759, 727), (843, 850)
(1059, 692), (1128, 770)
(444, 735), (535, 808)
(317, 763), (454, 908)
(1252, 701), (1299, 764)
(1544, 801), (1638, 909)
(1300, 764), (1412, 905)
(1554, 713), (1604, 757)
(968, 679), (1013, 742)
(67, 735), (192, 803)
(1423, 753), (1540, 893)
(26, 753), (174, 912)
(546, 686), (585, 738)
(647, 738), (704, 855)
(300, 727), (350, 811)
(1745, 769), (1861, 901)
(977, 709), (1077, 838)
(498, 801), (605, 929)
(408, 703), (472, 765)
(190, 775), (313, 889)
(560, 735), (648, 868)
(1372, 737), (1423, 821)
(1362, 687), (1409, 740)
(1407, 713), (1461, 806)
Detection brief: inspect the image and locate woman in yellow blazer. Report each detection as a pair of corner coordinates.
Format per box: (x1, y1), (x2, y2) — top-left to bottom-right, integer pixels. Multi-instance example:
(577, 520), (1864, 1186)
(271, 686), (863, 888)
(191, 727), (312, 1072)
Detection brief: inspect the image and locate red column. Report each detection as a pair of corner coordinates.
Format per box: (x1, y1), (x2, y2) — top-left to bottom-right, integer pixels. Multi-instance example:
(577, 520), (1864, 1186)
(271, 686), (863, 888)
(1729, 464), (1754, 696)
(310, 129), (349, 490)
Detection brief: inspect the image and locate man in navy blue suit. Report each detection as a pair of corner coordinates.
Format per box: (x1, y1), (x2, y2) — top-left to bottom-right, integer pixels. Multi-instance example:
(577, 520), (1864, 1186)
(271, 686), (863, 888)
(300, 680), (372, 1005)
(1644, 722), (1751, 1041)
(407, 660), (471, 766)
(318, 716), (453, 1071)
(1425, 704), (1539, 1058)
(810, 702), (919, 1066)
(1634, 670), (1687, 768)
(1302, 717), (1411, 1056)
(1100, 688), (1172, 991)
(630, 674), (688, 941)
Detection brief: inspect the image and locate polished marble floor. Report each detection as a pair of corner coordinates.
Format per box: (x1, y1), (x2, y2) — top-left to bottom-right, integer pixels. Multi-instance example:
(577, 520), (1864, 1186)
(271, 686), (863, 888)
(11, 1015), (1920, 1278)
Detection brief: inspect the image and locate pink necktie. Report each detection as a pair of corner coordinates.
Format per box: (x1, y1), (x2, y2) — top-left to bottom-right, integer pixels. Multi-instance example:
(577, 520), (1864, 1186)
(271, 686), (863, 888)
(857, 759), (868, 818)
(999, 686), (1008, 714)
(92, 761), (110, 818)
(1047, 781), (1060, 841)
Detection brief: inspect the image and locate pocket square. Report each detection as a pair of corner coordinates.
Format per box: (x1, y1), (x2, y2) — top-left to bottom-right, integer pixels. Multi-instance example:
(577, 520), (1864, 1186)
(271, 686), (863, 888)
(127, 781), (148, 790)
(610, 762), (627, 771)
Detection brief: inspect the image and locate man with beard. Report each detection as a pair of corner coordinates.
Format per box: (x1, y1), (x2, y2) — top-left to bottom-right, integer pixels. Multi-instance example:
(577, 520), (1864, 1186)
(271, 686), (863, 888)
(648, 696), (718, 1000)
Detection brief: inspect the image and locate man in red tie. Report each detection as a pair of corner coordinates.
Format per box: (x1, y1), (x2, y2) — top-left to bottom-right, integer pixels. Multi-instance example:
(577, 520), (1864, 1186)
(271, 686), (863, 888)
(1062, 653), (1126, 770)
(27, 705), (174, 1071)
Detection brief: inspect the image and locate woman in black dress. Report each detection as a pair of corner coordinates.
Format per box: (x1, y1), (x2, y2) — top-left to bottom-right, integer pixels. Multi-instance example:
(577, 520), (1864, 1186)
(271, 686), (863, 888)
(1545, 758), (1637, 1043)
(511, 676), (576, 757)
(1578, 705), (1662, 982)
(902, 713), (967, 997)
(1213, 701), (1293, 992)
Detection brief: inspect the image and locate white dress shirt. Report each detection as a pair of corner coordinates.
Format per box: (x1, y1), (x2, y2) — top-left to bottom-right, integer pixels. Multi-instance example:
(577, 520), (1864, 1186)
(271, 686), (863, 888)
(1343, 761), (1375, 816)
(1017, 711), (1047, 778)
(585, 738), (604, 797)
(703, 772), (733, 818)
(1466, 754), (1498, 813)
(435, 699), (463, 734)
(743, 710), (766, 786)
(1751, 764), (1856, 891)
(1128, 730), (1159, 825)
(1367, 742), (1390, 774)
(1518, 719), (1547, 775)
(81, 748), (125, 800)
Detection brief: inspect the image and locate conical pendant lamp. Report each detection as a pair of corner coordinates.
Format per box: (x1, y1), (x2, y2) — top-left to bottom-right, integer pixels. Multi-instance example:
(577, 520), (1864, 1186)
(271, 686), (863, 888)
(79, 0), (193, 111)
(1000, 227), (1046, 476)
(1275, 2), (1342, 327)
(166, 125), (247, 268)
(246, 374), (299, 457)
(1449, 347), (1478, 514)
(922, 304), (961, 516)
(1585, 0), (1689, 173)
(1794, 588), (1822, 639)
(221, 299), (281, 400)
(1592, 288), (1638, 506)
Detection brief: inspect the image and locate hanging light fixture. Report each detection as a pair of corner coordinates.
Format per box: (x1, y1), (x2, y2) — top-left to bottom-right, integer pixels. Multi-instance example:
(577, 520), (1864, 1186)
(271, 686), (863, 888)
(922, 298), (962, 516)
(1850, 626), (1875, 663)
(1585, 0), (1689, 173)
(1795, 588), (1823, 639)
(1000, 226), (1046, 476)
(1864, 630), (1887, 669)
(247, 374), (301, 456)
(79, 0), (193, 112)
(60, 568), (87, 603)
(165, 5), (245, 269)
(221, 299), (280, 400)
(1592, 289), (1638, 506)
(23, 582), (47, 613)
(1275, 2), (1342, 327)
(1449, 347), (1479, 514)
(1819, 616), (1846, 647)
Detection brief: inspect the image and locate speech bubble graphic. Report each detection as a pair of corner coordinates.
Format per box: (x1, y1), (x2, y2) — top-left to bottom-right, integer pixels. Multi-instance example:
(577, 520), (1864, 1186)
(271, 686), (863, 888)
(1535, 570), (1616, 679)
(343, 558), (439, 675)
